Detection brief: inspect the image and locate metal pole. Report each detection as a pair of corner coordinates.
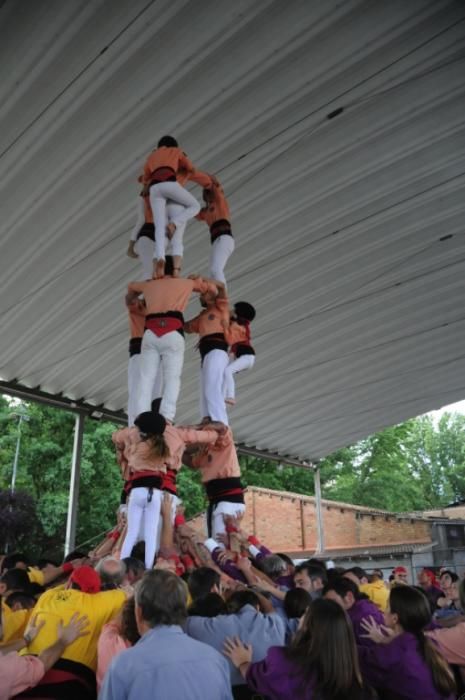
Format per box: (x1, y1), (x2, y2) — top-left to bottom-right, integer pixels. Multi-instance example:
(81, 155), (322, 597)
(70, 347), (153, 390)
(10, 414), (24, 493)
(313, 463), (325, 554)
(64, 413), (85, 557)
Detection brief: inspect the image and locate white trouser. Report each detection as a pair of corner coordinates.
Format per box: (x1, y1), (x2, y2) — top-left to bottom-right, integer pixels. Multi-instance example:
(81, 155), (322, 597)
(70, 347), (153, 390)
(200, 349), (229, 424)
(127, 354), (164, 426)
(150, 182), (200, 261)
(166, 202), (187, 258)
(209, 235), (235, 286)
(209, 501), (246, 540)
(155, 493), (181, 552)
(134, 236), (154, 280)
(137, 330), (185, 421)
(120, 487), (162, 569)
(134, 203), (187, 278)
(223, 355), (255, 401)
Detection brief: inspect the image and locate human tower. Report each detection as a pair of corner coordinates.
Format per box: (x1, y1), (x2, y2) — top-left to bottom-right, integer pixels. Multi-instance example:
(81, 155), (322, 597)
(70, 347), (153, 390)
(112, 135), (256, 570)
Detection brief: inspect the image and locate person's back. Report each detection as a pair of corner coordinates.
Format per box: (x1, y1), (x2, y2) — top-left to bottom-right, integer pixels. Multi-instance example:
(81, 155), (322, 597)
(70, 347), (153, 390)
(101, 626), (232, 700)
(25, 574), (125, 672)
(359, 631), (453, 699)
(100, 569), (232, 700)
(358, 586), (456, 700)
(186, 595), (285, 685)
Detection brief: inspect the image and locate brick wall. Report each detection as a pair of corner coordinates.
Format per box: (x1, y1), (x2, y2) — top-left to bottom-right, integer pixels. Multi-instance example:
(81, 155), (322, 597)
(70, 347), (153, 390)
(188, 486), (433, 554)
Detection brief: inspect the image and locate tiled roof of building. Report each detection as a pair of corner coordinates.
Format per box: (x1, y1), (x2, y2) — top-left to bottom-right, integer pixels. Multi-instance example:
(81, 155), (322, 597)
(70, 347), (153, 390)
(285, 541), (434, 560)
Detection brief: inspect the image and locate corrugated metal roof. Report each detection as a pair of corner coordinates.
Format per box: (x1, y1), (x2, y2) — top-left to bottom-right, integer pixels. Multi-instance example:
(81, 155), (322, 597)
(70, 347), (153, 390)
(1, 0), (465, 462)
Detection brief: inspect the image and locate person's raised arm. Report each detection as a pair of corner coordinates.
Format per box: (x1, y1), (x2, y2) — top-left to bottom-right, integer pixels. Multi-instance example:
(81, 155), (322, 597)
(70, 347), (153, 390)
(126, 280), (146, 304)
(189, 170), (213, 189)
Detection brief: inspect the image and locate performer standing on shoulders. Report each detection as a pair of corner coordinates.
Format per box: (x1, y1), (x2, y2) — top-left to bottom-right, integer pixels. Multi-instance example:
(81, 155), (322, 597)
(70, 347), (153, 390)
(141, 136), (210, 278)
(196, 177), (235, 286)
(184, 279), (230, 426)
(120, 412), (169, 569)
(127, 258), (220, 422)
(183, 425), (245, 541)
(222, 301), (256, 406)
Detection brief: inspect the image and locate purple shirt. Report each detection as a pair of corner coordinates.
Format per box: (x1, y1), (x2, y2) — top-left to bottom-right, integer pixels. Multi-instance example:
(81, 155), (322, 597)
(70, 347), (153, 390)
(210, 548), (247, 583)
(246, 646), (374, 700)
(358, 631), (454, 699)
(348, 598), (385, 647)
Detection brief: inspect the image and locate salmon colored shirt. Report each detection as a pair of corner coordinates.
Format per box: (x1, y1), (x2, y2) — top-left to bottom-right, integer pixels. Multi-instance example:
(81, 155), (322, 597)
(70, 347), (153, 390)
(164, 425), (218, 473)
(426, 622), (465, 667)
(184, 298), (230, 337)
(112, 427), (140, 480)
(191, 428), (241, 482)
(0, 653), (45, 700)
(178, 169), (213, 189)
(127, 299), (146, 339)
(223, 321), (248, 347)
(197, 182), (230, 228)
(127, 277), (217, 316)
(143, 147), (194, 184)
(96, 621), (129, 690)
(126, 436), (167, 475)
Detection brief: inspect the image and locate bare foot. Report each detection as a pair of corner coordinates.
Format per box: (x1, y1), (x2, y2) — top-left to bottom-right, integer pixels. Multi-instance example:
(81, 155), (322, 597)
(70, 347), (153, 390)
(153, 259), (165, 279)
(225, 398), (236, 406)
(173, 266), (181, 278)
(166, 222), (176, 239)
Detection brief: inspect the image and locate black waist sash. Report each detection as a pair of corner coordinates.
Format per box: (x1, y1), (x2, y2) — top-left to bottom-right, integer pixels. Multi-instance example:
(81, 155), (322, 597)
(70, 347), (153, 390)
(199, 333), (228, 361)
(136, 222), (155, 241)
(205, 477), (245, 537)
(129, 475), (163, 491)
(210, 218), (233, 244)
(234, 344), (255, 358)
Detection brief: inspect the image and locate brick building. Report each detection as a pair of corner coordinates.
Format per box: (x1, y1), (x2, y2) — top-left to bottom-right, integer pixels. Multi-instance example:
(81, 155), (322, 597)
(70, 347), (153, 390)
(191, 486), (465, 578)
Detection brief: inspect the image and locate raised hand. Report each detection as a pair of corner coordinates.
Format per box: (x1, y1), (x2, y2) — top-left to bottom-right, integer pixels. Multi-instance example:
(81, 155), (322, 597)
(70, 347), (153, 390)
(223, 636), (253, 669)
(360, 616), (395, 644)
(57, 613), (90, 646)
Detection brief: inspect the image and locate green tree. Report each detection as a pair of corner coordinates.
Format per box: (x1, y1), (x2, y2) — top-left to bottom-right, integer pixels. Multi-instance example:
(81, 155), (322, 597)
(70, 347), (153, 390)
(3, 392), (465, 558)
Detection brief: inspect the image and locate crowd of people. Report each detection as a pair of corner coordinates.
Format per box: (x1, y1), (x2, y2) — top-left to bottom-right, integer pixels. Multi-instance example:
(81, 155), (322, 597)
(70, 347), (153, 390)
(2, 135), (465, 699)
(1, 536), (465, 699)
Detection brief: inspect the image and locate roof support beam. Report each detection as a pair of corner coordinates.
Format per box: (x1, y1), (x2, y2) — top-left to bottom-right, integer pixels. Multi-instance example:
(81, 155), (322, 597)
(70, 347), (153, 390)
(64, 413), (84, 556)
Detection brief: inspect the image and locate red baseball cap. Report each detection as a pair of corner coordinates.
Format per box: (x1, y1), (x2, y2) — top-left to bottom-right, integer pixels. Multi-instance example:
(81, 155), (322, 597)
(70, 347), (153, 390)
(393, 566), (407, 575)
(70, 566), (101, 593)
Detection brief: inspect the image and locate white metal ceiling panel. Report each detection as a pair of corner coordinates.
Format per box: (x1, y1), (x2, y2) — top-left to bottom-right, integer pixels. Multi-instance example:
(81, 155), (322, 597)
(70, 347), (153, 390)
(1, 0), (465, 461)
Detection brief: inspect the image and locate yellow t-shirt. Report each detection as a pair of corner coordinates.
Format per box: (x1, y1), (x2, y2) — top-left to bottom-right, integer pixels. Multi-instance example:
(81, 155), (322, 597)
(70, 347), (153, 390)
(24, 587), (125, 671)
(0, 600), (32, 644)
(360, 580), (390, 612)
(27, 567), (45, 586)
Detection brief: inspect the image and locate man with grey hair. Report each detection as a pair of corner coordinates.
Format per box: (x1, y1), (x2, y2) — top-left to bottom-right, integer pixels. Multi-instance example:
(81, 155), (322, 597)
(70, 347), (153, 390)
(99, 570), (232, 700)
(95, 557), (126, 590)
